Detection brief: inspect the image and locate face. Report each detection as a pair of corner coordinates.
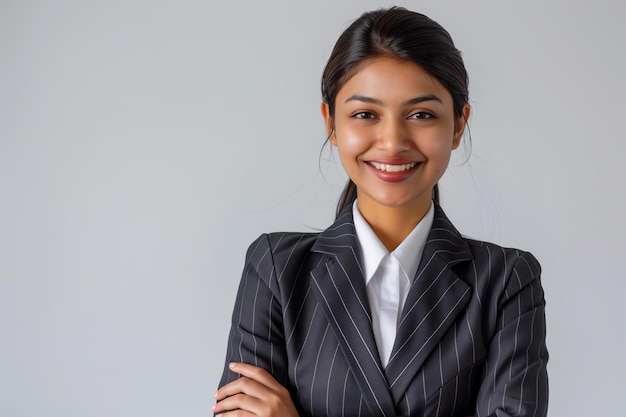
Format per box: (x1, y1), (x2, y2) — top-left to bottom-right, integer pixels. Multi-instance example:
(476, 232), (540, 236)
(322, 57), (470, 218)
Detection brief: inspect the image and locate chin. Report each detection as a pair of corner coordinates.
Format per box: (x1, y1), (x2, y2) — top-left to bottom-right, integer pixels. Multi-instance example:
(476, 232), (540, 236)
(370, 194), (427, 209)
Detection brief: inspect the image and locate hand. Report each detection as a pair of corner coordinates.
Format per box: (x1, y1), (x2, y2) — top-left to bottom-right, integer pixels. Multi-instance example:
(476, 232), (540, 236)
(213, 362), (299, 417)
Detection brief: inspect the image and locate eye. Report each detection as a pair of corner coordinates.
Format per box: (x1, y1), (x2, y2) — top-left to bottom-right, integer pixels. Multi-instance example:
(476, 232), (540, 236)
(352, 111), (377, 119)
(408, 111), (435, 120)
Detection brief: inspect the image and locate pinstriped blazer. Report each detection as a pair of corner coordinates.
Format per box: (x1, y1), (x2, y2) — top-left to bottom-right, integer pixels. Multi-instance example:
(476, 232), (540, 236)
(217, 204), (548, 417)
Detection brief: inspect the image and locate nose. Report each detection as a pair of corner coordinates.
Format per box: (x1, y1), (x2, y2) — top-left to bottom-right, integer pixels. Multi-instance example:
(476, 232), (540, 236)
(377, 117), (410, 154)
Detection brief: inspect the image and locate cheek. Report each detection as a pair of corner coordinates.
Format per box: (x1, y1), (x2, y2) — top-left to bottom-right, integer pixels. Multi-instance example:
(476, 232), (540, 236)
(422, 139), (454, 171)
(335, 126), (372, 157)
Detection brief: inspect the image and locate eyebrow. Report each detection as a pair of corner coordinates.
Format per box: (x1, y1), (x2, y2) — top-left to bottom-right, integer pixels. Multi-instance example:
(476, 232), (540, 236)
(344, 94), (443, 105)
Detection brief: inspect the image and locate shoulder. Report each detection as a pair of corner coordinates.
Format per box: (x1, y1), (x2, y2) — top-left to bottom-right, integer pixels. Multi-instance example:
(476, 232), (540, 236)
(238, 231), (329, 301)
(463, 237), (541, 272)
(460, 236), (544, 306)
(245, 231), (321, 257)
(243, 231), (322, 272)
(430, 203), (541, 287)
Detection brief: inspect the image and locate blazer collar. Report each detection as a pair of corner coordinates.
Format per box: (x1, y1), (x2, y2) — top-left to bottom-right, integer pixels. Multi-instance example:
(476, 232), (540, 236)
(310, 206), (362, 258)
(385, 203), (473, 403)
(310, 202), (474, 414)
(311, 202), (470, 258)
(310, 208), (394, 416)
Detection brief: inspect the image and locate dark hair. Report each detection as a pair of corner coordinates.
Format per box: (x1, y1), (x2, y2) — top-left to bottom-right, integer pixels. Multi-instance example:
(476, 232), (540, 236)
(321, 7), (469, 218)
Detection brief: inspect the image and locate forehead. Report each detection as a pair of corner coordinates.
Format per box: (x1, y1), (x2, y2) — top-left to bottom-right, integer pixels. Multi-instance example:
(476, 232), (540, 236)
(338, 57), (452, 103)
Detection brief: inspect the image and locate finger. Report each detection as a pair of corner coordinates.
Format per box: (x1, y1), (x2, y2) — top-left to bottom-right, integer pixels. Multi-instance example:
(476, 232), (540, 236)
(213, 406), (255, 417)
(228, 362), (280, 389)
(213, 392), (262, 415)
(215, 376), (269, 402)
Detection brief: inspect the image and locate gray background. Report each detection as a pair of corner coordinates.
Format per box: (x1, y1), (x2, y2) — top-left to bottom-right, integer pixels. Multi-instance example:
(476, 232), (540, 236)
(2, 0), (624, 415)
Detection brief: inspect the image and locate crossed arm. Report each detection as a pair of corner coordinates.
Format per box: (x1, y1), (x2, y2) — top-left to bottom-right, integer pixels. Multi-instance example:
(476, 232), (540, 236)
(213, 362), (298, 417)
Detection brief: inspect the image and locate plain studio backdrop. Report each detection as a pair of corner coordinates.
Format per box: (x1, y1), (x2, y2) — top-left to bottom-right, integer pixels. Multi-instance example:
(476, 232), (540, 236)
(1, 0), (624, 415)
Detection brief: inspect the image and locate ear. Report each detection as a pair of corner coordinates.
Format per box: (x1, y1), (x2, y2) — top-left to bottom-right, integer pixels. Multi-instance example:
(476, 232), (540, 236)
(320, 102), (336, 145)
(452, 103), (471, 150)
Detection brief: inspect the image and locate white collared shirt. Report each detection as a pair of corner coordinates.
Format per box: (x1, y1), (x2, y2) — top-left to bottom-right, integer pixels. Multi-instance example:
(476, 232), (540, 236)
(352, 200), (434, 368)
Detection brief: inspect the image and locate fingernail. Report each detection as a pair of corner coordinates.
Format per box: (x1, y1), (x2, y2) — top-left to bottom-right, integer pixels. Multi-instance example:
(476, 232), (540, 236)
(229, 362), (236, 369)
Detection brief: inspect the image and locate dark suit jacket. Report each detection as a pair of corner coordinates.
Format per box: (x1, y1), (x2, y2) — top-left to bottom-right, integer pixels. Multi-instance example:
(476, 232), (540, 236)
(217, 204), (548, 417)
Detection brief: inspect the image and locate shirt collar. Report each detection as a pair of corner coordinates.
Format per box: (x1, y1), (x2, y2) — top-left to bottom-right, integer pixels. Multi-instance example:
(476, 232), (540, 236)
(352, 200), (435, 284)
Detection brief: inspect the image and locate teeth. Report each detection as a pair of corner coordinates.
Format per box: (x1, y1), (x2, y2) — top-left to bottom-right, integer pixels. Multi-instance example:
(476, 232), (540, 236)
(370, 161), (417, 172)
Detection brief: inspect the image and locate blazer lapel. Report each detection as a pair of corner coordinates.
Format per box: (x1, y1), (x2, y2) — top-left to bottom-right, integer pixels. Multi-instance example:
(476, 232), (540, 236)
(310, 209), (395, 417)
(384, 204), (473, 403)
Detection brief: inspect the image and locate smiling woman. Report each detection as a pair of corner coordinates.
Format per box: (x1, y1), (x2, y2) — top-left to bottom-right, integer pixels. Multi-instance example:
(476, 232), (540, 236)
(323, 57), (470, 251)
(213, 7), (547, 417)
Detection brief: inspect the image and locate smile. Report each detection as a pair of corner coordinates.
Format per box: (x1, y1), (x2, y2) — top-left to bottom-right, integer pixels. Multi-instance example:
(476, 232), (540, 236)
(368, 161), (418, 172)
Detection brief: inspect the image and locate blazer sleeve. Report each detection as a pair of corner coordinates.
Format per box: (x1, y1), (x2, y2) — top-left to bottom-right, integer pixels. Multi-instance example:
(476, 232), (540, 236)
(216, 234), (291, 390)
(475, 251), (549, 417)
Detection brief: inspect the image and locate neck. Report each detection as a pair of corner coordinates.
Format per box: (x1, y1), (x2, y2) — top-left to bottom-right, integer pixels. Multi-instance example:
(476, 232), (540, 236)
(356, 196), (432, 252)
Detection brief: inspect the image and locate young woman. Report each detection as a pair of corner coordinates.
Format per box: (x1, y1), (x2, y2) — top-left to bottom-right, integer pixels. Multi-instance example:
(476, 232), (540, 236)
(213, 7), (548, 417)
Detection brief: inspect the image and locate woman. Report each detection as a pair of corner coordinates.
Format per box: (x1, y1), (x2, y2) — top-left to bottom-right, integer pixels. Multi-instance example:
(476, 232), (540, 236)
(213, 7), (548, 417)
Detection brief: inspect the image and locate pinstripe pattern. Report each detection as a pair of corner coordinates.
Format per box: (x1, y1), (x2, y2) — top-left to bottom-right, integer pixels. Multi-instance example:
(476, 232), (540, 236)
(218, 204), (548, 417)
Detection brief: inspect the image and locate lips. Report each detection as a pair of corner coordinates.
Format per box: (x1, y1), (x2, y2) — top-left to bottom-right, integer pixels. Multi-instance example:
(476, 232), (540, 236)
(366, 160), (420, 182)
